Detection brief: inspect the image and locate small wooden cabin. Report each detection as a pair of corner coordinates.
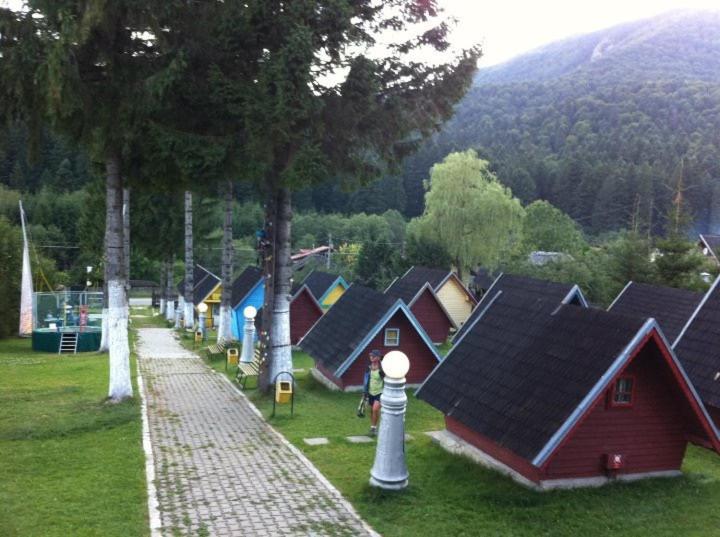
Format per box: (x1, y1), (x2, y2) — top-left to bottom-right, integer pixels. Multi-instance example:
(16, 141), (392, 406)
(673, 275), (720, 427)
(289, 284), (324, 344)
(403, 266), (477, 328)
(452, 273), (588, 343)
(385, 272), (455, 344)
(230, 266), (264, 340)
(300, 285), (442, 391)
(608, 281), (703, 343)
(177, 264), (221, 328)
(301, 270), (349, 309)
(417, 292), (720, 490)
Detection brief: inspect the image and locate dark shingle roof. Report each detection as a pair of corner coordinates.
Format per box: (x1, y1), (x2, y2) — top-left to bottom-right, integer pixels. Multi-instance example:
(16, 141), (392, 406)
(193, 272), (221, 306)
(175, 264), (220, 305)
(608, 282), (703, 343)
(417, 293), (648, 461)
(673, 278), (720, 408)
(303, 271), (342, 301)
(471, 268), (495, 292)
(403, 266), (451, 290)
(453, 273), (585, 342)
(177, 264), (215, 295)
(300, 285), (398, 372)
(385, 272), (428, 304)
(231, 266), (263, 308)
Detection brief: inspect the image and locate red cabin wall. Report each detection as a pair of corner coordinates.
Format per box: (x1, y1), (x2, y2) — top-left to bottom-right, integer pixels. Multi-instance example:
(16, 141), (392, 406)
(291, 290), (323, 345)
(410, 289), (453, 343)
(340, 311), (439, 388)
(543, 343), (693, 479)
(446, 416), (541, 483)
(315, 361), (345, 390)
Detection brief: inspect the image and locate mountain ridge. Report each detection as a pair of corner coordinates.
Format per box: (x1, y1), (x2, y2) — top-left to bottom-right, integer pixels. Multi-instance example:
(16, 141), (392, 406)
(400, 9), (720, 235)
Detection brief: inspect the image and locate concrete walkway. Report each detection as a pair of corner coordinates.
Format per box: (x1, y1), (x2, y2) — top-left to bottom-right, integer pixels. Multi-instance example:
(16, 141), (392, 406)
(136, 328), (374, 537)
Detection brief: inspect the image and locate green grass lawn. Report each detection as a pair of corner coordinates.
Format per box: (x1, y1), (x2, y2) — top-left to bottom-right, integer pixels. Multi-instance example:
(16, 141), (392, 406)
(205, 347), (720, 536)
(0, 336), (148, 537)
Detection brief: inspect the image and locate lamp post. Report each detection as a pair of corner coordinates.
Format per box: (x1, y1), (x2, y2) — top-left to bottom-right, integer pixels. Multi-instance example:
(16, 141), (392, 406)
(369, 350), (410, 490)
(197, 302), (208, 341)
(240, 306), (257, 363)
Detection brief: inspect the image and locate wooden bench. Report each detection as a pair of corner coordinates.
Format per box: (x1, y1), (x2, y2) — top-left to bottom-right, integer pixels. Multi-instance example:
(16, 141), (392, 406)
(204, 341), (227, 360)
(236, 347), (264, 389)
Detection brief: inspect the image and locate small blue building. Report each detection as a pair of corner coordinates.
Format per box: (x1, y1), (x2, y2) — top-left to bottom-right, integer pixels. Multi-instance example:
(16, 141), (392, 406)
(230, 266), (265, 340)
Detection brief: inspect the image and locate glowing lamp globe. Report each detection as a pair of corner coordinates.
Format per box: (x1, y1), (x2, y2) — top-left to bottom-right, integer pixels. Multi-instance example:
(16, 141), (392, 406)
(197, 302), (208, 314)
(244, 306), (257, 318)
(382, 351), (410, 379)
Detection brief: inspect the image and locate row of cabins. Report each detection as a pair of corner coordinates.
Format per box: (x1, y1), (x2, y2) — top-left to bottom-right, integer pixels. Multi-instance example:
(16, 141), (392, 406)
(300, 268), (720, 490)
(418, 273), (720, 489)
(180, 261), (720, 489)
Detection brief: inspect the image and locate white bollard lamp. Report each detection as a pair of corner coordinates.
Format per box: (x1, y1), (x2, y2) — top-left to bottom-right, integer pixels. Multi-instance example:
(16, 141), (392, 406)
(240, 306), (257, 364)
(197, 302), (208, 340)
(369, 350), (410, 490)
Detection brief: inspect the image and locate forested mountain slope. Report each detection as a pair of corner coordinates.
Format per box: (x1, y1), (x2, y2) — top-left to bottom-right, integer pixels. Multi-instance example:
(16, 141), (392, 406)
(402, 10), (720, 234)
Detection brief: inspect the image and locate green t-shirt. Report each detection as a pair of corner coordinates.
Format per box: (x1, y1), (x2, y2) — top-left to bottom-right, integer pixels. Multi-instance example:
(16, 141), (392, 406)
(369, 368), (383, 396)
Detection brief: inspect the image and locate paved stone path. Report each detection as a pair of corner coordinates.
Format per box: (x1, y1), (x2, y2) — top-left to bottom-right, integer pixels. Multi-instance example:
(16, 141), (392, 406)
(136, 328), (374, 537)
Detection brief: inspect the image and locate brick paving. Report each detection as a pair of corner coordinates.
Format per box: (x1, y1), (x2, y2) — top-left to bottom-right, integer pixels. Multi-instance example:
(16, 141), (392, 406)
(136, 328), (374, 537)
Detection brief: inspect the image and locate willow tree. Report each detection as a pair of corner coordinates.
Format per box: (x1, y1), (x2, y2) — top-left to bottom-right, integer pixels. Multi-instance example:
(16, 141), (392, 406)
(1, 2), (164, 401)
(412, 150), (525, 278)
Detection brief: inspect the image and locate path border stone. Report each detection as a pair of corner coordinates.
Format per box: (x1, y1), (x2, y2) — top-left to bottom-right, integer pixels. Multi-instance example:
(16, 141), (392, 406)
(135, 353), (162, 537)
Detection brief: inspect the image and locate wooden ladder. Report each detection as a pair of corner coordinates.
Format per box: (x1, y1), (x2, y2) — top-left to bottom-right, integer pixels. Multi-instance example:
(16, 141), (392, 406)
(58, 332), (78, 355)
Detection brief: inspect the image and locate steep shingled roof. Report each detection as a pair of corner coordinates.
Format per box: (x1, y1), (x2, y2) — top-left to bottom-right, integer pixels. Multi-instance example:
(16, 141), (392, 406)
(176, 264), (220, 305)
(418, 293), (655, 462)
(608, 282), (703, 343)
(400, 266), (451, 290)
(177, 264), (216, 295)
(230, 266), (263, 309)
(452, 273), (586, 343)
(299, 285), (399, 372)
(302, 270), (344, 301)
(673, 277), (720, 408)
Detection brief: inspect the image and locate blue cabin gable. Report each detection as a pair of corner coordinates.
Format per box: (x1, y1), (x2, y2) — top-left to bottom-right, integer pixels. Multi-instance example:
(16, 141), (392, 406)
(231, 280), (265, 339)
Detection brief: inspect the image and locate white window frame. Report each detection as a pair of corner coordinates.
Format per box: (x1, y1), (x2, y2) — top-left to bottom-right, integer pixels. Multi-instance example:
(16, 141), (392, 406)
(384, 328), (400, 346)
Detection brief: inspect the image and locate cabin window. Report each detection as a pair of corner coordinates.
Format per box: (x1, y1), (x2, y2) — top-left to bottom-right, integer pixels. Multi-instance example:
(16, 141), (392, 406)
(384, 328), (400, 346)
(611, 377), (634, 406)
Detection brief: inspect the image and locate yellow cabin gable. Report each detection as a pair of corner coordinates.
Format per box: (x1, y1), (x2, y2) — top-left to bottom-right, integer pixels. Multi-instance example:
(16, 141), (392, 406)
(436, 277), (474, 327)
(322, 284), (346, 307)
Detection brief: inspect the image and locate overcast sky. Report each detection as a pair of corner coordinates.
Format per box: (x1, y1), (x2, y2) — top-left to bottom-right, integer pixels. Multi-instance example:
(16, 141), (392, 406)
(443, 0), (720, 66)
(3, 0), (718, 68)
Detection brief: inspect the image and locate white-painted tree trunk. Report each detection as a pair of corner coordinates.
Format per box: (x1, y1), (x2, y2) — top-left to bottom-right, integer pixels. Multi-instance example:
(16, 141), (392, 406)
(108, 280), (132, 399)
(217, 305), (233, 343)
(165, 260), (175, 322)
(106, 155), (132, 401)
(269, 187), (293, 383)
(99, 307), (109, 352)
(184, 191), (194, 330)
(184, 301), (195, 331)
(218, 180), (234, 343)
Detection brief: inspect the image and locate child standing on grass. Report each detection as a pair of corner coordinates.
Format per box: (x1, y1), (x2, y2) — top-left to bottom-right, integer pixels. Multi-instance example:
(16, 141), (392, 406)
(363, 349), (385, 436)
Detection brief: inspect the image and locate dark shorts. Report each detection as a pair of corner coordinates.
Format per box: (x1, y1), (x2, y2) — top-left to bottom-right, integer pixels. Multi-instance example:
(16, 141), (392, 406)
(368, 393), (381, 406)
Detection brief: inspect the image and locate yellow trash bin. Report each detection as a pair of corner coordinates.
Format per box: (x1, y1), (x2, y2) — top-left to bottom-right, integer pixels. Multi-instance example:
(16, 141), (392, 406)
(275, 380), (292, 404)
(194, 330), (203, 343)
(227, 348), (239, 366)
